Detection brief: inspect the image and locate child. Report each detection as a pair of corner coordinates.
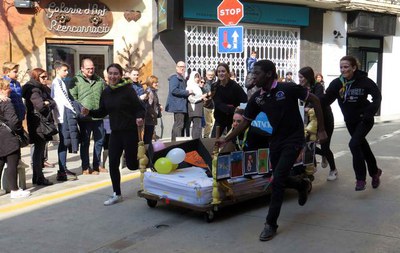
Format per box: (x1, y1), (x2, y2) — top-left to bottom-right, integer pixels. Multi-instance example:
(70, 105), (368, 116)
(51, 61), (78, 182)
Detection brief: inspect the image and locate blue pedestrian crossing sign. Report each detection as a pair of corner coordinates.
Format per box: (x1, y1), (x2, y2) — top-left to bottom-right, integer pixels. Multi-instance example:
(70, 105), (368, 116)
(218, 26), (243, 54)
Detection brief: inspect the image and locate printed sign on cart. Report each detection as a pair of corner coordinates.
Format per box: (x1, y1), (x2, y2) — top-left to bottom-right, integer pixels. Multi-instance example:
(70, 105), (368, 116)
(218, 26), (243, 54)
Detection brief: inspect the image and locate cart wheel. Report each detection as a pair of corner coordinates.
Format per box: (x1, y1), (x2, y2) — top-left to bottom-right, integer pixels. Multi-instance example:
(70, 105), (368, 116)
(204, 210), (215, 223)
(146, 199), (157, 208)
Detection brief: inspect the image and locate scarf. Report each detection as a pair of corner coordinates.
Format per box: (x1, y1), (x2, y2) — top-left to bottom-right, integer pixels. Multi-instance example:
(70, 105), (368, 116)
(338, 75), (355, 102)
(109, 78), (131, 90)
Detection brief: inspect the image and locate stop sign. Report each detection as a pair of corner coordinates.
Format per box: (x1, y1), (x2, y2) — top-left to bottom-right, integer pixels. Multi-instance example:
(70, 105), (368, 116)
(217, 0), (244, 26)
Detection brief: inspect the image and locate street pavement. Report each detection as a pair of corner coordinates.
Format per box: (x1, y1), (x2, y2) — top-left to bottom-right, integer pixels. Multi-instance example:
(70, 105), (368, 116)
(0, 118), (400, 253)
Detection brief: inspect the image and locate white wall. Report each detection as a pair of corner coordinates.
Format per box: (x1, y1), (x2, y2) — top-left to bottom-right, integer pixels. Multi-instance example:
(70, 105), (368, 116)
(321, 11), (347, 124)
(381, 17), (400, 120)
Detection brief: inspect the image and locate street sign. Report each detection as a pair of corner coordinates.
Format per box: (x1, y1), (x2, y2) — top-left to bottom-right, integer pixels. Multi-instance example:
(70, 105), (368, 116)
(217, 0), (244, 26)
(218, 26), (243, 54)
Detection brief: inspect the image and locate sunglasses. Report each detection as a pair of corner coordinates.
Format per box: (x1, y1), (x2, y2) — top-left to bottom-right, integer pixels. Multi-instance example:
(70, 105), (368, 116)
(40, 76), (48, 79)
(200, 81), (205, 83)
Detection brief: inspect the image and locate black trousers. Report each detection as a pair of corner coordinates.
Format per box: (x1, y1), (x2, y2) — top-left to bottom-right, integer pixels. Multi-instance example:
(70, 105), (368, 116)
(143, 124), (155, 145)
(266, 145), (305, 228)
(0, 150), (19, 191)
(108, 129), (139, 195)
(346, 120), (378, 181)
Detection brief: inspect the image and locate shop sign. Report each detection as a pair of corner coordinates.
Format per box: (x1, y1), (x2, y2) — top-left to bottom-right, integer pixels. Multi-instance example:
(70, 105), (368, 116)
(43, 0), (113, 37)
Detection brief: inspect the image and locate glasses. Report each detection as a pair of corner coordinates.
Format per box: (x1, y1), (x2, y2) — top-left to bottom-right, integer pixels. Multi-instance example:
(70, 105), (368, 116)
(200, 81), (205, 84)
(40, 76), (48, 79)
(177, 65), (186, 68)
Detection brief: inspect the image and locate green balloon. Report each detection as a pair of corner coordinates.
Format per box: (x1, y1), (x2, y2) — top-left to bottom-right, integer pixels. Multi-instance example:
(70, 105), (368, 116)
(154, 157), (173, 174)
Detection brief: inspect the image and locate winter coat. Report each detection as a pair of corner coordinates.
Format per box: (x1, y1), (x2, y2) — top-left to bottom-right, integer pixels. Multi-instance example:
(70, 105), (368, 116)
(69, 71), (106, 121)
(165, 73), (190, 113)
(62, 105), (80, 153)
(144, 88), (161, 126)
(3, 76), (25, 121)
(0, 99), (20, 157)
(22, 79), (57, 143)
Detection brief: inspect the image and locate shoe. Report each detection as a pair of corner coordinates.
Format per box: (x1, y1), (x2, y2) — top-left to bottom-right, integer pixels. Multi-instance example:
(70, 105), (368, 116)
(36, 178), (53, 186)
(104, 193), (123, 206)
(298, 178), (311, 206)
(0, 189), (6, 196)
(91, 170), (100, 175)
(44, 161), (55, 168)
(65, 168), (77, 176)
(98, 166), (108, 173)
(327, 169), (338, 181)
(18, 160), (29, 169)
(56, 172), (67, 182)
(10, 189), (31, 199)
(372, 169), (382, 189)
(259, 224), (277, 241)
(321, 156), (328, 168)
(82, 169), (90, 175)
(355, 180), (366, 191)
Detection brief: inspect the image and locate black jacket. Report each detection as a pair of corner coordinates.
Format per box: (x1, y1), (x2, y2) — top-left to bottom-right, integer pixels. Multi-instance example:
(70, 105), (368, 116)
(22, 79), (56, 142)
(89, 79), (145, 131)
(0, 100), (20, 157)
(323, 70), (382, 123)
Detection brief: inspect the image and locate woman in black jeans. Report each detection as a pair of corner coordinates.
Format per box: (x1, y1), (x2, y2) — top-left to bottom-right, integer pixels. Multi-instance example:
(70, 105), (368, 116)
(298, 66), (337, 181)
(22, 68), (56, 185)
(82, 63), (145, 206)
(323, 55), (382, 191)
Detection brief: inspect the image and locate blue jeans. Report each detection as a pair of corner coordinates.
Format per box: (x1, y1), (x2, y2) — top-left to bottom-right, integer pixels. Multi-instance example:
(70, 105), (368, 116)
(79, 120), (104, 171)
(57, 123), (68, 173)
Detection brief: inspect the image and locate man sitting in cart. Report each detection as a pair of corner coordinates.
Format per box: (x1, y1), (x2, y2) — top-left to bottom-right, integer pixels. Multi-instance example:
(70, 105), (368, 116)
(226, 108), (270, 152)
(216, 60), (327, 241)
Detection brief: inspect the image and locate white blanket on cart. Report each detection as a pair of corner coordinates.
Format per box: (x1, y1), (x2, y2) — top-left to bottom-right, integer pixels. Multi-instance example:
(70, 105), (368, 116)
(143, 167), (271, 207)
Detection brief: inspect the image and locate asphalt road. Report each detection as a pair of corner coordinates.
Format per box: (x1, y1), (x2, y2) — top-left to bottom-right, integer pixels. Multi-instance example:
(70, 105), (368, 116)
(0, 119), (399, 253)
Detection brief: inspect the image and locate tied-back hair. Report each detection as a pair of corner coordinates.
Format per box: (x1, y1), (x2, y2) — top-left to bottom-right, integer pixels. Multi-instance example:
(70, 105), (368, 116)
(145, 75), (159, 89)
(0, 77), (10, 90)
(340, 55), (360, 69)
(234, 108), (244, 115)
(215, 62), (230, 83)
(298, 67), (316, 86)
(106, 63), (124, 76)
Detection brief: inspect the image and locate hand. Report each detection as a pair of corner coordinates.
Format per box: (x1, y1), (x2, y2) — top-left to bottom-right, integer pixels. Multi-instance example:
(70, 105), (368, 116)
(188, 89), (193, 95)
(215, 137), (227, 147)
(139, 94), (147, 100)
(317, 130), (328, 144)
(136, 118), (144, 127)
(44, 101), (50, 106)
(81, 107), (89, 116)
(159, 105), (163, 112)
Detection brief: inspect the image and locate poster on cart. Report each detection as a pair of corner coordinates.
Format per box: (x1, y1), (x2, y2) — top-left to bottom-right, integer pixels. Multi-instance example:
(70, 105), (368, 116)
(244, 151), (257, 175)
(257, 148), (270, 174)
(230, 151), (244, 178)
(216, 154), (231, 180)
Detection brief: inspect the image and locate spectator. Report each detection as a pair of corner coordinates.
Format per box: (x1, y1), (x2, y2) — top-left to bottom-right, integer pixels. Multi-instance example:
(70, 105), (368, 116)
(186, 71), (207, 139)
(217, 60), (327, 241)
(202, 70), (215, 138)
(322, 55), (382, 191)
(246, 51), (257, 72)
(2, 62), (29, 169)
(69, 58), (107, 175)
(51, 61), (79, 180)
(165, 61), (192, 141)
(143, 75), (162, 144)
(82, 63), (145, 206)
(211, 63), (247, 137)
(0, 77), (31, 198)
(315, 72), (325, 89)
(284, 71), (294, 83)
(22, 68), (60, 183)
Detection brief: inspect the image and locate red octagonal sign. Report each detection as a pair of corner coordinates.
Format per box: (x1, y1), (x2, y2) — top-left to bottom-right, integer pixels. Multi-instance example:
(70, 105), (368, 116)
(217, 0), (244, 26)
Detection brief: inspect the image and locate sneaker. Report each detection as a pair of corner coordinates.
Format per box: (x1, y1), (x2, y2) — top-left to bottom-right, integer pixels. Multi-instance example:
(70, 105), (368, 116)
(44, 161), (55, 168)
(259, 224), (277, 241)
(104, 193), (123, 206)
(355, 180), (366, 191)
(298, 178), (311, 206)
(321, 156), (328, 168)
(10, 189), (31, 199)
(371, 169), (382, 189)
(0, 189), (6, 196)
(327, 169), (338, 181)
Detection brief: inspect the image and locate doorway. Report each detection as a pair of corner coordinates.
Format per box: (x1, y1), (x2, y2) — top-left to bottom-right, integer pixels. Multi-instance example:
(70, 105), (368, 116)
(347, 36), (382, 115)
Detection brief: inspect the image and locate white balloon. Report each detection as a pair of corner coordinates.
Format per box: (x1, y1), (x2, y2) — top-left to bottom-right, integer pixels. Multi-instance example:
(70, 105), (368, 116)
(166, 148), (186, 164)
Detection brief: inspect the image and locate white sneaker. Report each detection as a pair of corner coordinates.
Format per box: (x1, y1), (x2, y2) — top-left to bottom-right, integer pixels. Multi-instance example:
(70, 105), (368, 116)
(10, 189), (31, 199)
(321, 157), (328, 168)
(104, 193), (122, 206)
(327, 169), (338, 181)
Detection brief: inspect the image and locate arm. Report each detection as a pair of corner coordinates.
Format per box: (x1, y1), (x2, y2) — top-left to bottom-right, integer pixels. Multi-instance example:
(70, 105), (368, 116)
(363, 79), (382, 121)
(68, 77), (79, 101)
(3, 102), (20, 131)
(306, 93), (327, 143)
(30, 88), (48, 113)
(216, 118), (252, 147)
(88, 92), (108, 118)
(170, 76), (190, 98)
